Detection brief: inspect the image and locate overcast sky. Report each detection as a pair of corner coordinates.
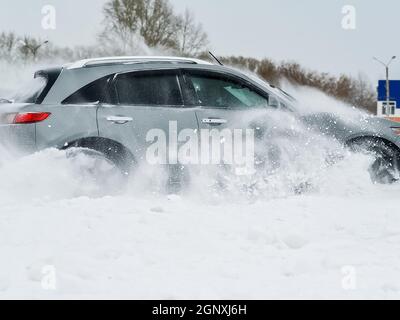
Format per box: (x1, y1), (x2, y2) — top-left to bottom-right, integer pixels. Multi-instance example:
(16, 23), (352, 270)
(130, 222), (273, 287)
(1, 0), (399, 83)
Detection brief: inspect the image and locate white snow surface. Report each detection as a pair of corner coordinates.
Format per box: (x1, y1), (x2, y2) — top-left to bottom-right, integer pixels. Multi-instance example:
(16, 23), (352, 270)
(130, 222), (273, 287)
(1, 67), (400, 299)
(1, 140), (400, 300)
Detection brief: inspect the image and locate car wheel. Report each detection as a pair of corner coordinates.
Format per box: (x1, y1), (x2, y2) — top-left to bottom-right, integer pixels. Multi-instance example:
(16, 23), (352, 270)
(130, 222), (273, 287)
(65, 148), (128, 193)
(348, 138), (400, 184)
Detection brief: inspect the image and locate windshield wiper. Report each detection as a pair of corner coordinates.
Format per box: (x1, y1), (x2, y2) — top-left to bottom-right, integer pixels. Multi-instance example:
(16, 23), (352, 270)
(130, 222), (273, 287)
(0, 98), (13, 104)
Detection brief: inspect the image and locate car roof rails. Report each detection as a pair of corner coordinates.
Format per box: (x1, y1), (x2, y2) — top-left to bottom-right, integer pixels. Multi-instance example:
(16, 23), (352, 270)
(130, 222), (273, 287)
(67, 56), (213, 69)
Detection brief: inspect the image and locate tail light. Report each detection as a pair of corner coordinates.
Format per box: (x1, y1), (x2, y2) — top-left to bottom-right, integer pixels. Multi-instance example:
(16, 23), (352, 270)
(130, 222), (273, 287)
(4, 112), (51, 124)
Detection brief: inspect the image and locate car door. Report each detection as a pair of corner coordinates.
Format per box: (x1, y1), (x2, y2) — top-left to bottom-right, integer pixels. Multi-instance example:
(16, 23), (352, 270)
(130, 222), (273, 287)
(97, 69), (199, 165)
(180, 69), (271, 172)
(182, 69), (271, 128)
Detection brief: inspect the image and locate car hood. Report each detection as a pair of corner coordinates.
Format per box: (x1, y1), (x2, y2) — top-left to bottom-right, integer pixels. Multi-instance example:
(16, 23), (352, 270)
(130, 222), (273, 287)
(367, 116), (400, 128)
(300, 112), (400, 144)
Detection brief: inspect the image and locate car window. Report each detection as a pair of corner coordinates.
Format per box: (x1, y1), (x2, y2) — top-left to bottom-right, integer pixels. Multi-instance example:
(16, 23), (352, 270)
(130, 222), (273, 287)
(115, 71), (183, 106)
(184, 71), (269, 109)
(62, 76), (112, 104)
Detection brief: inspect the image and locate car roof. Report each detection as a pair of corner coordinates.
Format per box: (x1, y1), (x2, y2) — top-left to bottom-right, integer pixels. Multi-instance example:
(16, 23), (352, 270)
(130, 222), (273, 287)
(65, 56), (213, 69)
(41, 56), (293, 105)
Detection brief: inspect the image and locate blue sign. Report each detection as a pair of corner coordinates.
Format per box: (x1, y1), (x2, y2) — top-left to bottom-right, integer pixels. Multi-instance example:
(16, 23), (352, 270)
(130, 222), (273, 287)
(377, 80), (400, 108)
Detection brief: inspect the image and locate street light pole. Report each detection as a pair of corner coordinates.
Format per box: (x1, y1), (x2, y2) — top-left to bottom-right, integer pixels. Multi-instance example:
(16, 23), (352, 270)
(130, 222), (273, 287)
(374, 56), (397, 116)
(385, 64), (390, 116)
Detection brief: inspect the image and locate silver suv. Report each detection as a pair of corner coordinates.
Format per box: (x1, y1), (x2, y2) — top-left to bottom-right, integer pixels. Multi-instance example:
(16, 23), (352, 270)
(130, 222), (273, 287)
(1, 56), (400, 183)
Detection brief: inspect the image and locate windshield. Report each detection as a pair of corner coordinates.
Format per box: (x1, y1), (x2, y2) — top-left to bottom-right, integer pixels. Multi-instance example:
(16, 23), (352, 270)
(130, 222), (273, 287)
(247, 73), (297, 103)
(1, 76), (47, 104)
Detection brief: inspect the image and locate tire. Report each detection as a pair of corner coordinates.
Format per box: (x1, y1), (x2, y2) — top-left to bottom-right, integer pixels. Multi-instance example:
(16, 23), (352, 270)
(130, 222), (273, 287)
(65, 148), (128, 193)
(65, 138), (135, 175)
(348, 138), (400, 184)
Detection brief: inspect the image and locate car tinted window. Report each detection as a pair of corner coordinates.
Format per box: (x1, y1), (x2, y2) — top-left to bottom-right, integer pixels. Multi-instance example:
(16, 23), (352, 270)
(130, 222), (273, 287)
(185, 71), (268, 109)
(115, 71), (183, 106)
(62, 76), (112, 104)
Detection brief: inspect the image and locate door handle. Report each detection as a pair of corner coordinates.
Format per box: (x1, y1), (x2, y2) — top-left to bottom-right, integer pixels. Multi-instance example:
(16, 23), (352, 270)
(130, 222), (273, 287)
(202, 118), (227, 125)
(106, 116), (133, 124)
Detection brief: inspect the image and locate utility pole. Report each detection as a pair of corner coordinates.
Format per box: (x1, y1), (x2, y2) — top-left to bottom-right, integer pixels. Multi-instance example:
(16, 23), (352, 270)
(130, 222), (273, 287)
(374, 56), (397, 116)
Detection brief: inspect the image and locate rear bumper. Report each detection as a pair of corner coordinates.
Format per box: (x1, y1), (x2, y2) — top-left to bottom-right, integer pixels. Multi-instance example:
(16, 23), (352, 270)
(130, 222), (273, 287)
(0, 123), (36, 154)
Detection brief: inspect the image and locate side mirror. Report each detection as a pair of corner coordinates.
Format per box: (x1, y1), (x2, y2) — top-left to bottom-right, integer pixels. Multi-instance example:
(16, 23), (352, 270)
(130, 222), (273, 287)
(268, 96), (279, 108)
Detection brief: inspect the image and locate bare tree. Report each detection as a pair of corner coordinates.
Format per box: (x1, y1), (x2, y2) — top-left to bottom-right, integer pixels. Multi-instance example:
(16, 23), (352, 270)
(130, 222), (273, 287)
(351, 73), (376, 112)
(176, 9), (208, 56)
(140, 0), (179, 48)
(336, 75), (354, 100)
(99, 27), (151, 56)
(103, 0), (143, 33)
(0, 32), (18, 61)
(100, 0), (144, 53)
(100, 0), (181, 52)
(18, 36), (48, 60)
(220, 56), (376, 113)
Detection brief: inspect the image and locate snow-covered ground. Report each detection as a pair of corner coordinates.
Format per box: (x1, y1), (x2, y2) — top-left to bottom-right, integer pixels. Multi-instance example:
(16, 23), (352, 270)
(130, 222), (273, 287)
(1, 65), (400, 300)
(0, 151), (400, 299)
(0, 142), (399, 300)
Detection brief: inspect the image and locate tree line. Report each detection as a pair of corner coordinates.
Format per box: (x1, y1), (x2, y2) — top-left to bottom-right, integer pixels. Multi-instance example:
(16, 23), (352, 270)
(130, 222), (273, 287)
(212, 56), (376, 113)
(0, 0), (376, 113)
